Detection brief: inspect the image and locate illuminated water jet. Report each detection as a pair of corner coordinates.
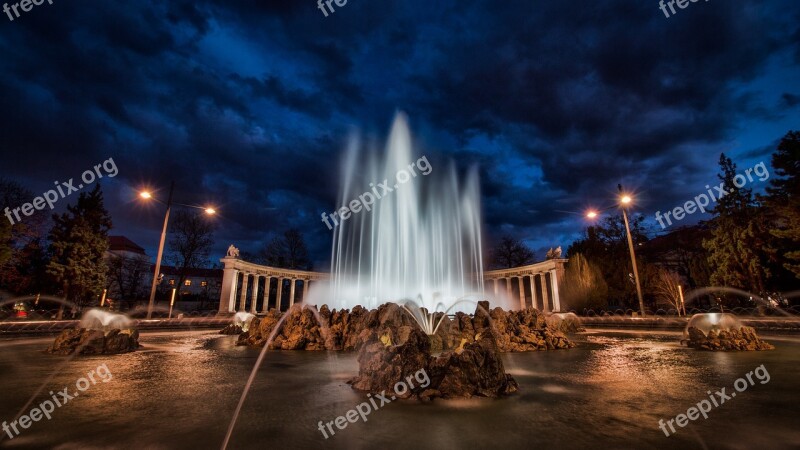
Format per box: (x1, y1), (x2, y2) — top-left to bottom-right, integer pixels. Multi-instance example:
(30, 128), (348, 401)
(321, 113), (496, 317)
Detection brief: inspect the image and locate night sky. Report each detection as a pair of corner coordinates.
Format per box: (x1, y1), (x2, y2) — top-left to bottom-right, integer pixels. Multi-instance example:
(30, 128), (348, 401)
(1, 1), (798, 269)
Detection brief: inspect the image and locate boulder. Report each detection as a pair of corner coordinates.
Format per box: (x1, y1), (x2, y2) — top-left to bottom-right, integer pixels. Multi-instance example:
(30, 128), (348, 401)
(686, 326), (774, 351)
(47, 328), (140, 355)
(219, 324), (244, 335)
(348, 327), (517, 399)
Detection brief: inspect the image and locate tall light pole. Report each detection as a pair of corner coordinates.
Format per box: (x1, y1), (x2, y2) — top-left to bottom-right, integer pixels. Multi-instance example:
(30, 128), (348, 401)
(145, 181), (173, 319)
(618, 184), (645, 316)
(139, 182), (216, 319)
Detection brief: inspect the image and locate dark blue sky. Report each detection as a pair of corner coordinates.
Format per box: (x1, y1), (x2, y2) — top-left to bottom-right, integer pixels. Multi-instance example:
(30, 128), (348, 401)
(1, 0), (798, 269)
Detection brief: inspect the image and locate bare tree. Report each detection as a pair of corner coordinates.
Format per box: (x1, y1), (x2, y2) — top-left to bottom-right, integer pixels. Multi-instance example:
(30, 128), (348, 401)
(490, 235), (536, 269)
(168, 210), (215, 296)
(653, 269), (684, 314)
(106, 253), (150, 310)
(259, 228), (312, 270)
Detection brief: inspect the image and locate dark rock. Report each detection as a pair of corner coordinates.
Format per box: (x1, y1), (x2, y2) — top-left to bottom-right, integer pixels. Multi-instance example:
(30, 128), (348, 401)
(47, 328), (140, 355)
(219, 324), (244, 335)
(236, 303), (574, 353)
(348, 327), (517, 399)
(687, 325), (774, 351)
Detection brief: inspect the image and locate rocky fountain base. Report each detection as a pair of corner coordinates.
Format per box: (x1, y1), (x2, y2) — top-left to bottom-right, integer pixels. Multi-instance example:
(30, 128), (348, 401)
(47, 328), (140, 355)
(235, 301), (575, 353)
(349, 325), (517, 400)
(686, 326), (774, 351)
(684, 313), (774, 351)
(46, 309), (140, 355)
(232, 301), (575, 399)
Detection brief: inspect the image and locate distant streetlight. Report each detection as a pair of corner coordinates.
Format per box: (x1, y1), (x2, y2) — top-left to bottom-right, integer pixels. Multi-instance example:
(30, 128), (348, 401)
(139, 182), (216, 319)
(586, 210), (598, 219)
(617, 184), (645, 316)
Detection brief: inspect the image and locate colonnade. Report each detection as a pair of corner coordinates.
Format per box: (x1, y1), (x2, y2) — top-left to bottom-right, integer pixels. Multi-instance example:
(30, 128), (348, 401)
(219, 245), (565, 314)
(217, 248), (329, 314)
(483, 258), (566, 312)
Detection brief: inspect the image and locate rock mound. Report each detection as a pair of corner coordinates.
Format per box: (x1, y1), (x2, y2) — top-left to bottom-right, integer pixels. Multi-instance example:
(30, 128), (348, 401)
(348, 326), (518, 400)
(686, 326), (774, 351)
(47, 328), (140, 355)
(233, 302), (574, 353)
(219, 324), (244, 335)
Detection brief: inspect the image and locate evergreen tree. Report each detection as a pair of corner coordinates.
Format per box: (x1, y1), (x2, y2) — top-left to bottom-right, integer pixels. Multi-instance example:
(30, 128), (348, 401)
(763, 130), (800, 279)
(702, 154), (770, 293)
(47, 185), (112, 306)
(0, 178), (51, 294)
(0, 219), (10, 268)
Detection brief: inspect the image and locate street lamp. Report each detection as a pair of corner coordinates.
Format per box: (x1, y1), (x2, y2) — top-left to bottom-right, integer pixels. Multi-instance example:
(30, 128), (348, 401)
(617, 184), (645, 316)
(139, 182), (216, 319)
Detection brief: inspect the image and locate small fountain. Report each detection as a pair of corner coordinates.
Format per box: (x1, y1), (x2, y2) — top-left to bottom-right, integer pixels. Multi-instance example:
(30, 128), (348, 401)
(546, 312), (585, 333)
(220, 312), (256, 335)
(683, 313), (774, 351)
(47, 309), (139, 355)
(80, 309), (133, 330)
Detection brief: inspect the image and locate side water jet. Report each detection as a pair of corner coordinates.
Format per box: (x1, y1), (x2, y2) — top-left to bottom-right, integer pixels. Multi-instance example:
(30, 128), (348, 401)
(221, 304), (332, 450)
(399, 295), (485, 335)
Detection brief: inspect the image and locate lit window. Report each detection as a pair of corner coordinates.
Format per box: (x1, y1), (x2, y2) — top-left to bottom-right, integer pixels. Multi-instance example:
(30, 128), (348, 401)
(201, 281), (208, 287)
(184, 280), (192, 286)
(169, 279), (175, 286)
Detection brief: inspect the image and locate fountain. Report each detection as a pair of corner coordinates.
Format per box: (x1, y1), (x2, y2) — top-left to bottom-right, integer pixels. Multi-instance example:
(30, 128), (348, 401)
(235, 114), (574, 354)
(220, 312), (256, 335)
(321, 113), (493, 321)
(546, 312), (585, 333)
(683, 313), (774, 351)
(47, 309), (139, 355)
(80, 309), (133, 330)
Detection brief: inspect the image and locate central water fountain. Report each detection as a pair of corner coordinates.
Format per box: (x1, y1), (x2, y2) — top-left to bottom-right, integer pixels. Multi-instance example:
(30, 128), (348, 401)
(323, 113), (498, 321)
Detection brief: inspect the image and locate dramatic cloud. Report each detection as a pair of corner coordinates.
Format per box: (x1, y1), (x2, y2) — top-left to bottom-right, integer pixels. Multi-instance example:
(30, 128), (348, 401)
(1, 0), (798, 267)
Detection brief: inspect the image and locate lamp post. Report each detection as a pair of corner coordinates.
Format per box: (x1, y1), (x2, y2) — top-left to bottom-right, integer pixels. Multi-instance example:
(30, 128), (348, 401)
(139, 182), (216, 319)
(618, 185), (645, 316)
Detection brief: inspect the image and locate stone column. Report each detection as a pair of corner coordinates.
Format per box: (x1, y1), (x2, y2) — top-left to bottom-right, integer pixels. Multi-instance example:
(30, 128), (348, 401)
(261, 277), (271, 314)
(303, 279), (309, 303)
(550, 269), (561, 312)
(218, 259), (239, 315)
(276, 278), (284, 312)
(289, 279), (297, 307)
(505, 277), (511, 297)
(541, 273), (551, 312)
(518, 276), (526, 310)
(250, 275), (260, 314)
(238, 273), (249, 312)
(529, 275), (538, 310)
(493, 279), (498, 296)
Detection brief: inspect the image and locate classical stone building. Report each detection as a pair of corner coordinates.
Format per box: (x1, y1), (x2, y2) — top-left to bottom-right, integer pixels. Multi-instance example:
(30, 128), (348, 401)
(217, 245), (566, 314)
(483, 259), (567, 312)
